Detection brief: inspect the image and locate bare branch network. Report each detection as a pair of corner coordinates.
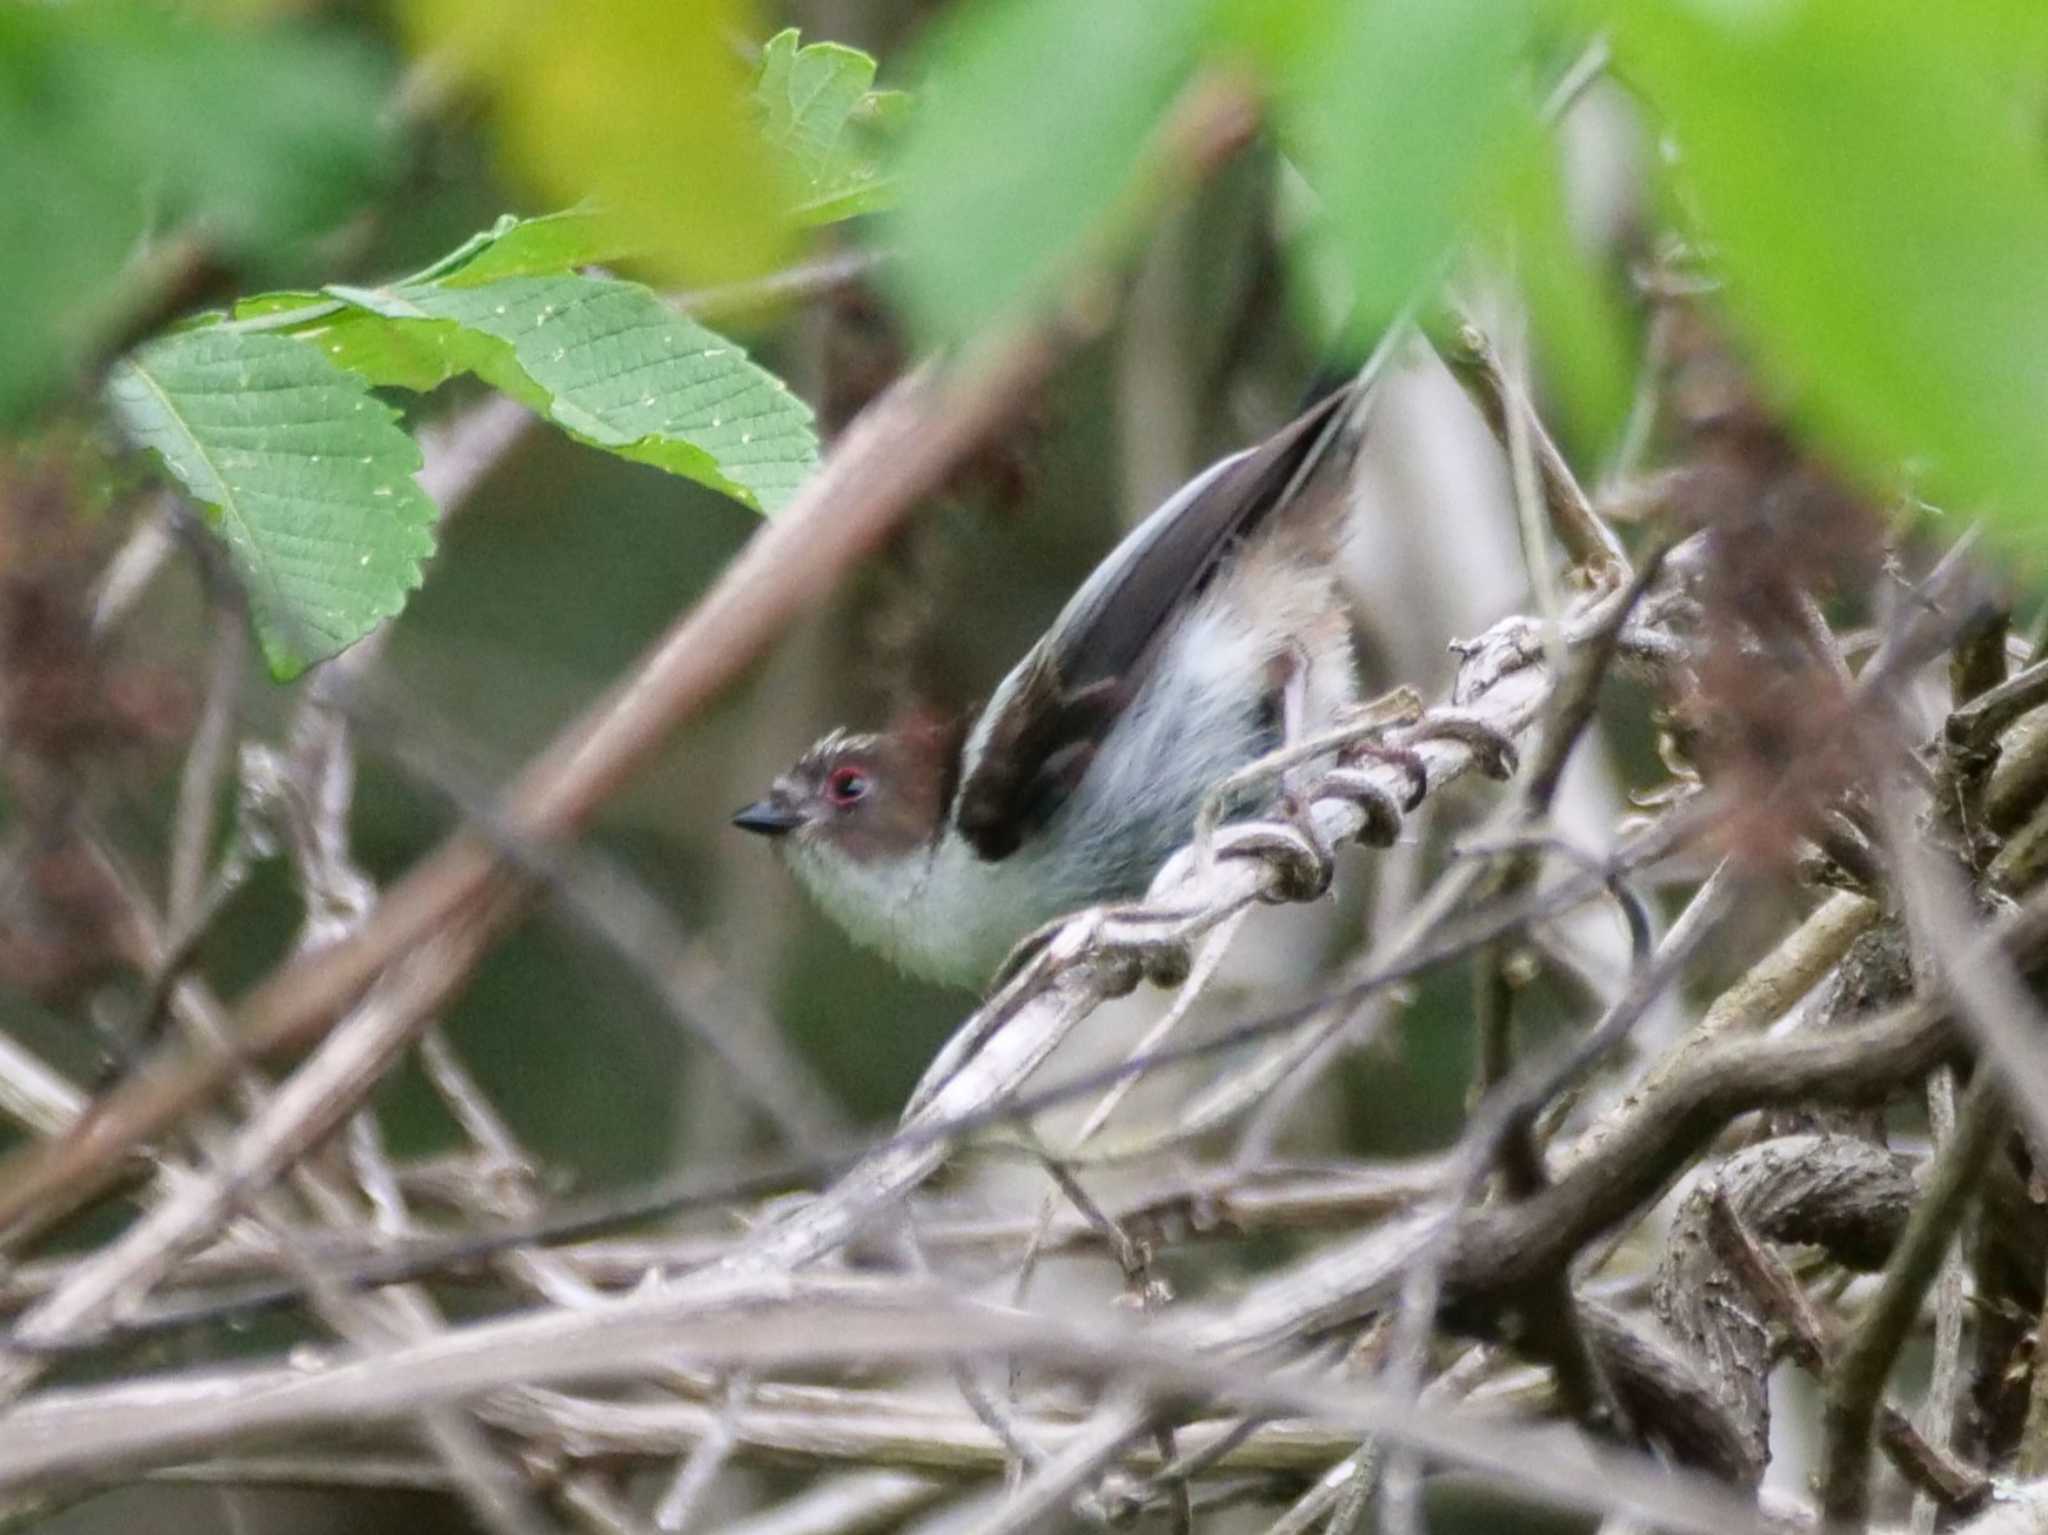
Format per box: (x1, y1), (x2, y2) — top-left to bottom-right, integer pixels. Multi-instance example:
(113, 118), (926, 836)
(9, 150), (2048, 1535)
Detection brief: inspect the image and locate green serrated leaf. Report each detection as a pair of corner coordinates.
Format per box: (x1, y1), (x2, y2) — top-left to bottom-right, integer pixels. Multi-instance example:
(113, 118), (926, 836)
(753, 28), (900, 225)
(1616, 0), (2048, 549)
(108, 329), (437, 679)
(435, 209), (648, 286)
(235, 291), (477, 393)
(891, 0), (1215, 343)
(231, 254), (819, 512)
(390, 273), (818, 512)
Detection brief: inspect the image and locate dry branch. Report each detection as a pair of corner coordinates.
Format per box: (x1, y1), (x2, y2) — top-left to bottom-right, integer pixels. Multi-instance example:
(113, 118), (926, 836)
(20, 554), (2048, 1529)
(0, 1277), (1788, 1535)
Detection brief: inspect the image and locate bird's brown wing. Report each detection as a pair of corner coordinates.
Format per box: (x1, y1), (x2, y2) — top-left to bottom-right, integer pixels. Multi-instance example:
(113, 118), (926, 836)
(952, 383), (1354, 860)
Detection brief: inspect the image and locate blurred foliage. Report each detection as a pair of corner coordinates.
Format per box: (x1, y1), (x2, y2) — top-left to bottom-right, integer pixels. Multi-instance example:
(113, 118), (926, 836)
(0, 2), (390, 423)
(1611, 0), (2048, 549)
(891, 0), (1220, 341)
(890, 0), (2048, 549)
(1273, 0), (1527, 331)
(5, 0), (2041, 680)
(1491, 115), (1637, 453)
(400, 0), (786, 285)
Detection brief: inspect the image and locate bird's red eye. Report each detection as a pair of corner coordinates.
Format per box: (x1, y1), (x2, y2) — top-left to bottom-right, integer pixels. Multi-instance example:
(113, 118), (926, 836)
(825, 766), (871, 807)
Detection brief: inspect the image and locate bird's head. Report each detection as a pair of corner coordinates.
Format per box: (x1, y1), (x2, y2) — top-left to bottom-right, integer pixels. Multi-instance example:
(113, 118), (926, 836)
(732, 720), (962, 869)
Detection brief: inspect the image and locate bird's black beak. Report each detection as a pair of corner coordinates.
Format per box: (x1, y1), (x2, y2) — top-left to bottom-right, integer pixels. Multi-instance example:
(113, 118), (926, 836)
(732, 800), (804, 837)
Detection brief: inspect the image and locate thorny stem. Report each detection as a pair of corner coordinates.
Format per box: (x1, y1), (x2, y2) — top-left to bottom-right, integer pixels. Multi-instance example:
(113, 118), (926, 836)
(1474, 922), (1527, 1106)
(166, 597), (244, 932)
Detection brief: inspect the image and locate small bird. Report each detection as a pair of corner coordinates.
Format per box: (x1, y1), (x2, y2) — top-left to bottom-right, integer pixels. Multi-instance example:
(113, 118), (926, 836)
(734, 383), (1365, 986)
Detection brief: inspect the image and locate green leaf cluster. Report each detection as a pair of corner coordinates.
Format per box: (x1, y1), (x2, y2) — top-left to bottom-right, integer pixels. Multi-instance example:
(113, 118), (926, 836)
(890, 0), (1629, 438)
(894, 0), (1219, 344)
(112, 212), (822, 679)
(93, 23), (909, 683)
(338, 272), (817, 514)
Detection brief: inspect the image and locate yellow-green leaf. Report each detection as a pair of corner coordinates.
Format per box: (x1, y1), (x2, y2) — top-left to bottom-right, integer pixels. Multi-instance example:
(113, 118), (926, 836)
(399, 0), (783, 285)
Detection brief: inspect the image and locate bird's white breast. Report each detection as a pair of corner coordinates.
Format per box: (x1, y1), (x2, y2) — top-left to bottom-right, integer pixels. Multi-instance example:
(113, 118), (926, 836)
(787, 531), (1355, 986)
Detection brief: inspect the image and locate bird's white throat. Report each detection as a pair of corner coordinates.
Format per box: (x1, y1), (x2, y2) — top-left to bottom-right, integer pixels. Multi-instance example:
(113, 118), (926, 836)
(779, 528), (1355, 986)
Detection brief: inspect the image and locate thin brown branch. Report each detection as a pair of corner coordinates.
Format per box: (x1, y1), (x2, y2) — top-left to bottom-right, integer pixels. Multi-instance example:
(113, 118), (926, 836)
(1819, 1073), (2008, 1525)
(0, 904), (504, 1391)
(86, 495), (179, 638)
(62, 834), (557, 1535)
(12, 816), (1986, 1370)
(668, 248), (889, 322)
(344, 696), (847, 1149)
(0, 1043), (87, 1145)
(1566, 889), (1878, 1176)
(1379, 859), (1733, 1533)
(1704, 1192), (1988, 1513)
(413, 394), (539, 511)
(166, 599), (244, 931)
(720, 1472), (950, 1535)
(1439, 320), (1629, 580)
(1950, 654), (2048, 753)
(651, 1367), (755, 1533)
